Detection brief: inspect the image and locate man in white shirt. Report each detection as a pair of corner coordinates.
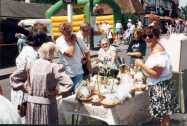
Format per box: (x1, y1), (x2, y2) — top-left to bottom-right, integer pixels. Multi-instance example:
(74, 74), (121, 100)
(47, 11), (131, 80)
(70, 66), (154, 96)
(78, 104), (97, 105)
(56, 23), (90, 93)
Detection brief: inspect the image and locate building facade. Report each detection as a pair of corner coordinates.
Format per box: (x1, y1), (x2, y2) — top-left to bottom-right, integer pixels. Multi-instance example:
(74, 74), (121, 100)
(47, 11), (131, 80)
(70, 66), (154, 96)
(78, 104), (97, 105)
(141, 0), (179, 17)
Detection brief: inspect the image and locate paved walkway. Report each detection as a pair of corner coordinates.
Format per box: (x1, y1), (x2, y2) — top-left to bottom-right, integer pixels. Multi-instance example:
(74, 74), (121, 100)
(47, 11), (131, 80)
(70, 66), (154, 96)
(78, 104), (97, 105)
(0, 66), (16, 80)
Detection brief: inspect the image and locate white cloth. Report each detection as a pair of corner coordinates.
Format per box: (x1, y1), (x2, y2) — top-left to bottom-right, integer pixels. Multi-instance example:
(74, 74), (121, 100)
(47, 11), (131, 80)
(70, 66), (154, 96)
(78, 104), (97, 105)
(56, 35), (88, 77)
(0, 95), (22, 124)
(145, 51), (172, 85)
(115, 74), (134, 101)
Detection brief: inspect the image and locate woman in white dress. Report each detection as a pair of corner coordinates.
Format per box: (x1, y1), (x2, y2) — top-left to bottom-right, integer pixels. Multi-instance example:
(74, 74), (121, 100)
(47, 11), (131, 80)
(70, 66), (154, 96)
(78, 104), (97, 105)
(135, 26), (179, 126)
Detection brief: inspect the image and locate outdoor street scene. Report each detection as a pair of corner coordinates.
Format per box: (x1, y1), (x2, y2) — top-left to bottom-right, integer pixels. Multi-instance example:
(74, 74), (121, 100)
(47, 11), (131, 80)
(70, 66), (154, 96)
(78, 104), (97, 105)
(0, 0), (187, 125)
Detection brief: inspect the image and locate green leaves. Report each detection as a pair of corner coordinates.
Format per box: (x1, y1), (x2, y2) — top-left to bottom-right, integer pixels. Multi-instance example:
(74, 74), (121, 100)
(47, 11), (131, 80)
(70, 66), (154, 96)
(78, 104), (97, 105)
(180, 5), (187, 19)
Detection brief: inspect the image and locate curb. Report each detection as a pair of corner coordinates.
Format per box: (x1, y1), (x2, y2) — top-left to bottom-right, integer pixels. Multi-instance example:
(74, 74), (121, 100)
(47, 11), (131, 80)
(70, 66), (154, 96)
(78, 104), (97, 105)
(0, 67), (16, 80)
(0, 74), (11, 80)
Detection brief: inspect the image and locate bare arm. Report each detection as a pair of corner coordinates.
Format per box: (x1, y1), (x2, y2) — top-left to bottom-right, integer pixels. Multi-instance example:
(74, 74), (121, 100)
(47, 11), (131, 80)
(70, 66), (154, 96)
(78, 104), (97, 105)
(127, 52), (142, 57)
(111, 51), (117, 64)
(135, 59), (163, 78)
(63, 35), (76, 57)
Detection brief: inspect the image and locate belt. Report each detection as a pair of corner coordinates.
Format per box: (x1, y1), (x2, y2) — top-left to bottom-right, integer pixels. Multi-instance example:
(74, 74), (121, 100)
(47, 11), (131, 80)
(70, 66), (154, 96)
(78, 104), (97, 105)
(27, 95), (56, 104)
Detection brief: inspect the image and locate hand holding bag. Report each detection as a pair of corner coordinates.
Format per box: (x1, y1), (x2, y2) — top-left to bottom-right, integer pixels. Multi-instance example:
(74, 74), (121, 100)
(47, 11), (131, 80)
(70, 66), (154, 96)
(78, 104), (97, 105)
(76, 40), (90, 77)
(17, 97), (27, 117)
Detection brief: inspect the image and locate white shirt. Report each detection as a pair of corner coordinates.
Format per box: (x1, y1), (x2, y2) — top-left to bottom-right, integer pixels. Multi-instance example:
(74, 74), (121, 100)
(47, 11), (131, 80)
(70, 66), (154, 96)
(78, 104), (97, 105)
(56, 35), (88, 77)
(116, 22), (122, 29)
(98, 45), (117, 64)
(16, 45), (38, 70)
(127, 22), (132, 29)
(145, 51), (172, 85)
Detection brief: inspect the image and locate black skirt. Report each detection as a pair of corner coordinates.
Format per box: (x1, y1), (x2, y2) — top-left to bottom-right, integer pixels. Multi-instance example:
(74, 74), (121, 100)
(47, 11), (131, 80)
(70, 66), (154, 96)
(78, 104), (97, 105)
(148, 79), (179, 118)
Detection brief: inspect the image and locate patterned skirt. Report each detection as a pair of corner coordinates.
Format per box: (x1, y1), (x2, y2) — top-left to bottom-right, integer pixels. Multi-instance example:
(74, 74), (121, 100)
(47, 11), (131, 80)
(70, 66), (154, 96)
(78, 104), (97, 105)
(148, 79), (179, 118)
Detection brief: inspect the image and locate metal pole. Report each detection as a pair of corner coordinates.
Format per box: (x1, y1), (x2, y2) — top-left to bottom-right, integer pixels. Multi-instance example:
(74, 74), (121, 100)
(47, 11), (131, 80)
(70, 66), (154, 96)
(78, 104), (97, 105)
(179, 72), (185, 113)
(25, 0), (30, 3)
(89, 0), (95, 50)
(67, 4), (73, 24)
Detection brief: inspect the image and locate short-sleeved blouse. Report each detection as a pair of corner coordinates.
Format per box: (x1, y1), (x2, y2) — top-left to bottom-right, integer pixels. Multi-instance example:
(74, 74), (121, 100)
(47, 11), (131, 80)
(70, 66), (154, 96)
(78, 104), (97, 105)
(145, 51), (172, 85)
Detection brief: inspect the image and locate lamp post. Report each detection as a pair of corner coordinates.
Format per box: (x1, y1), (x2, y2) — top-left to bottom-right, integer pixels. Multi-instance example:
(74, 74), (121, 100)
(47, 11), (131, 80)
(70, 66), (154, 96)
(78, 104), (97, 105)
(89, 0), (95, 50)
(63, 0), (73, 24)
(67, 4), (73, 23)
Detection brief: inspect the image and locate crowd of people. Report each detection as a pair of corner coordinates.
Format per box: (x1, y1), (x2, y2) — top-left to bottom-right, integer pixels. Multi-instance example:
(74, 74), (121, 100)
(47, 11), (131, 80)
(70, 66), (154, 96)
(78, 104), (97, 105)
(1, 17), (186, 125)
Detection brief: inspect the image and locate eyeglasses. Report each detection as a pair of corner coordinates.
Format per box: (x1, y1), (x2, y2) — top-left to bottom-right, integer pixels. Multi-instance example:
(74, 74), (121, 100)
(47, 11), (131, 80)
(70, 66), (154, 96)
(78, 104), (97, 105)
(143, 34), (154, 39)
(63, 27), (71, 31)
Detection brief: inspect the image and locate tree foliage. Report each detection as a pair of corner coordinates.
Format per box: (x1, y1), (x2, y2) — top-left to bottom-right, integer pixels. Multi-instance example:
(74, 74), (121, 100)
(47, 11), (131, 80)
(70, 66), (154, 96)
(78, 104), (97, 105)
(180, 5), (187, 20)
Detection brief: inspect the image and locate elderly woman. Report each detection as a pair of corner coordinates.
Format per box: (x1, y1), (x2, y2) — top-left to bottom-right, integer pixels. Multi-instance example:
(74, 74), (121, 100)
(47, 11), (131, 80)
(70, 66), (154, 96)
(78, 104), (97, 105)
(10, 42), (73, 124)
(11, 30), (49, 122)
(135, 26), (178, 126)
(97, 38), (117, 67)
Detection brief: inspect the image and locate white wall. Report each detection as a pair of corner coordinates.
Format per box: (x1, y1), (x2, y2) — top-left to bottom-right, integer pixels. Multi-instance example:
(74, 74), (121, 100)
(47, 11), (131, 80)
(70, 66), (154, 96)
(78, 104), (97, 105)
(160, 34), (187, 72)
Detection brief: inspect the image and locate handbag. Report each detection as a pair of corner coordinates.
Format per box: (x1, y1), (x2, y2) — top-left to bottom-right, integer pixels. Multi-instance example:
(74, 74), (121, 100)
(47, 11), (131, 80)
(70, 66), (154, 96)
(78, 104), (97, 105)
(76, 40), (90, 77)
(17, 96), (27, 117)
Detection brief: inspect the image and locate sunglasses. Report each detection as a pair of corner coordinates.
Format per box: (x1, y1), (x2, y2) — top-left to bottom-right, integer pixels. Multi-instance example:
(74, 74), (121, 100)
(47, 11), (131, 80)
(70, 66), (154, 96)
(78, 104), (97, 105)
(143, 34), (154, 39)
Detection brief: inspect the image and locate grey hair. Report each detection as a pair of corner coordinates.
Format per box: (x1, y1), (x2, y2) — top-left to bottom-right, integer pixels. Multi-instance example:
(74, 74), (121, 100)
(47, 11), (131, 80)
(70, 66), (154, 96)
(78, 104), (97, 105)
(101, 38), (109, 44)
(38, 42), (56, 60)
